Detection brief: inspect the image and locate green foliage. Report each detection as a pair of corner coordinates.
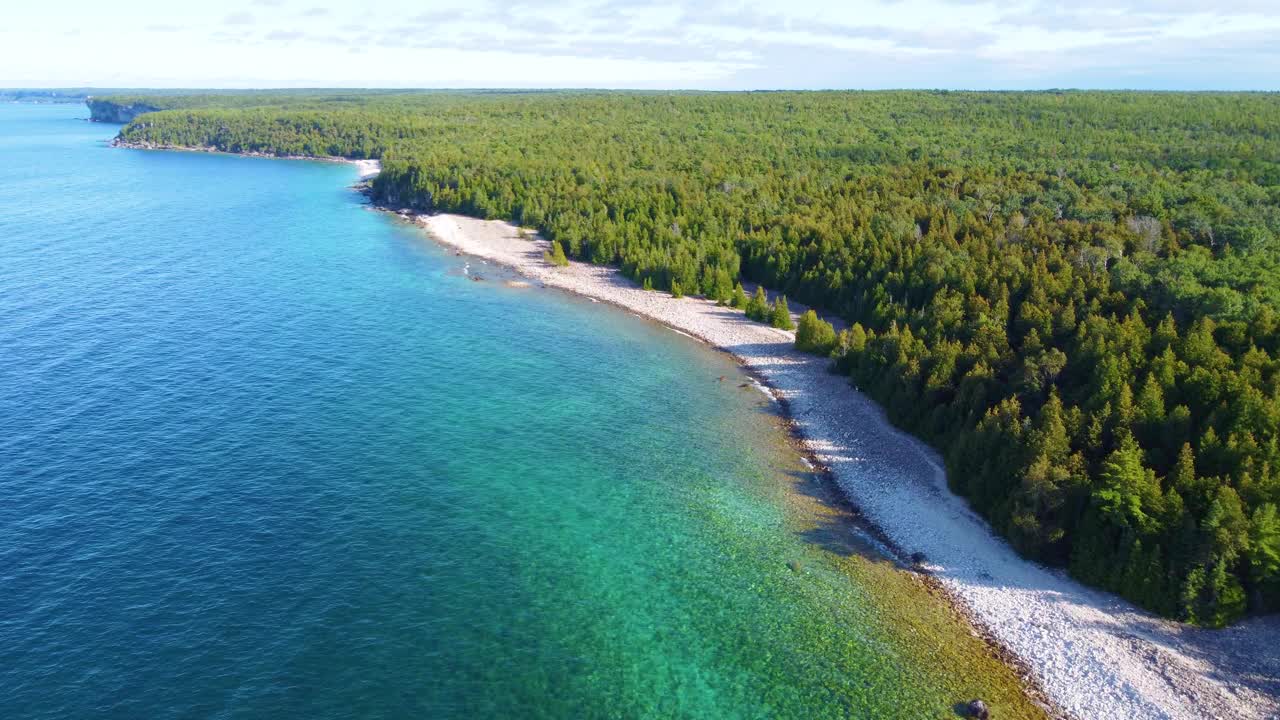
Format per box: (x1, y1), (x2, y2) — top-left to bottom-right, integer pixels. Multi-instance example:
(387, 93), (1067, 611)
(745, 286), (769, 322)
(796, 310), (837, 355)
(772, 295), (794, 330)
(109, 89), (1280, 624)
(545, 240), (569, 267)
(1248, 504), (1280, 611)
(1010, 391), (1083, 560)
(1093, 433), (1162, 535)
(1183, 562), (1248, 628)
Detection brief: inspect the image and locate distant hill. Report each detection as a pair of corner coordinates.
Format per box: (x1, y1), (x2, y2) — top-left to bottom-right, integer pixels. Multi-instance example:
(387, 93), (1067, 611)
(1, 89), (98, 103)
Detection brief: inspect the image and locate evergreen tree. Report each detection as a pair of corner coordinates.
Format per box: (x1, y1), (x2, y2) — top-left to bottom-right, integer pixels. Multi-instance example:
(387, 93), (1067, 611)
(1011, 390), (1080, 560)
(1093, 433), (1161, 535)
(1181, 565), (1208, 624)
(1204, 485), (1249, 565)
(545, 240), (569, 267)
(1247, 504), (1280, 610)
(746, 286), (768, 322)
(1184, 561), (1247, 628)
(771, 295), (794, 330)
(795, 310), (837, 355)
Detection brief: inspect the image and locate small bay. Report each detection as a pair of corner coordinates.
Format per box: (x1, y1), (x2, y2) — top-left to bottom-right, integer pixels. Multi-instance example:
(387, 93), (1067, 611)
(0, 104), (1041, 719)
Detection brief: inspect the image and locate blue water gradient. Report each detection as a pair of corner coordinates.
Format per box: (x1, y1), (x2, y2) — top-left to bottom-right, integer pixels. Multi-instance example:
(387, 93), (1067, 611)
(0, 104), (1034, 719)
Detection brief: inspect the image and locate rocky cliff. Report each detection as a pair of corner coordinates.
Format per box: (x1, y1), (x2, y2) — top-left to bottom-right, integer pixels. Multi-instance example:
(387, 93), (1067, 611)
(86, 99), (160, 123)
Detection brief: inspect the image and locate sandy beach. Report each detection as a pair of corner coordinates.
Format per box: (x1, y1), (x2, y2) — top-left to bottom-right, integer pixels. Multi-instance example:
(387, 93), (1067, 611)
(399, 211), (1279, 720)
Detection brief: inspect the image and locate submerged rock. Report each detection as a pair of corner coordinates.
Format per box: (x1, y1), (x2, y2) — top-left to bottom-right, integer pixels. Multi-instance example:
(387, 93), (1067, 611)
(910, 551), (927, 566)
(966, 699), (990, 719)
(786, 560), (803, 573)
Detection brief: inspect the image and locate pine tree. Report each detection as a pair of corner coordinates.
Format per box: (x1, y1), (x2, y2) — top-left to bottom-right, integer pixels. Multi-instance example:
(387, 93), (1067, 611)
(544, 240), (569, 267)
(711, 268), (734, 304)
(730, 282), (748, 309)
(1205, 561), (1247, 627)
(1012, 390), (1078, 559)
(771, 295), (794, 330)
(1247, 504), (1280, 610)
(1171, 443), (1198, 495)
(1093, 433), (1161, 535)
(1153, 312), (1179, 353)
(1136, 374), (1165, 424)
(746, 286), (768, 321)
(1204, 485), (1249, 565)
(1181, 565), (1207, 624)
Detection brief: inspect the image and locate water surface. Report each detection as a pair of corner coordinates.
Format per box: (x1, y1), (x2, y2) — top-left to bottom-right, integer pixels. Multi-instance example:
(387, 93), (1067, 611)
(0, 104), (1041, 719)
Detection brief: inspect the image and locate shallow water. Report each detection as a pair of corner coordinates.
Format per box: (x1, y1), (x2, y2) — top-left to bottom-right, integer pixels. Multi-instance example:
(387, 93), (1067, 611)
(0, 104), (1042, 719)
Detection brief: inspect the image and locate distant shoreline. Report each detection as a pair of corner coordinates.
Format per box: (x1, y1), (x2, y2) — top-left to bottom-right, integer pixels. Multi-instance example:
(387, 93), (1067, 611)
(109, 139), (380, 179)
(111, 140), (1279, 720)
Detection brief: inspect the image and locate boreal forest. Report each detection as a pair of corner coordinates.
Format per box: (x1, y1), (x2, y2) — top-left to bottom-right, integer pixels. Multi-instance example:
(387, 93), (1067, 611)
(97, 90), (1280, 626)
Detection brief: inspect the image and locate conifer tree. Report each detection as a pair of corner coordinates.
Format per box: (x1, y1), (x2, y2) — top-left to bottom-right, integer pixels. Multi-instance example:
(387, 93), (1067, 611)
(746, 286), (768, 322)
(1248, 504), (1280, 610)
(1011, 390), (1078, 559)
(1093, 433), (1160, 535)
(544, 240), (569, 267)
(771, 295), (794, 330)
(795, 310), (836, 355)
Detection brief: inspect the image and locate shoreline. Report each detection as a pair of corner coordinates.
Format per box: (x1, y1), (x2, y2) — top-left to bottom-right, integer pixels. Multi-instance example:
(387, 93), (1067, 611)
(393, 211), (1279, 720)
(108, 139), (381, 179)
(109, 142), (1278, 719)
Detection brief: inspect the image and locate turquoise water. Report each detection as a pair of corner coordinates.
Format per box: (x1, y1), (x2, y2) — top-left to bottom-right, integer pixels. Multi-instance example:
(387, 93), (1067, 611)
(0, 104), (1037, 719)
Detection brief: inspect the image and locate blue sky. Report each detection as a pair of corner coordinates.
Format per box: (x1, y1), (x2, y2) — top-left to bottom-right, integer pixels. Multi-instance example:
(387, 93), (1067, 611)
(4, 0), (1279, 90)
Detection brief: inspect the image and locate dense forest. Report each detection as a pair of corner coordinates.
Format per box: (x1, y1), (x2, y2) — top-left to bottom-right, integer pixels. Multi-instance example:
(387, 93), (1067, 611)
(102, 90), (1280, 626)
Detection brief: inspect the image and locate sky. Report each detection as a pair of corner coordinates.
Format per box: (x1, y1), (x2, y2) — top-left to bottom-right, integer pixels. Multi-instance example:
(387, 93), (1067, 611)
(4, 0), (1279, 90)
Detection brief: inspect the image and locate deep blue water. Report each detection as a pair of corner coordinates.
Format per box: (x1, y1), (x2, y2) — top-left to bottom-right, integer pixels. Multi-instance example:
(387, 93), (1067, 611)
(0, 104), (1036, 719)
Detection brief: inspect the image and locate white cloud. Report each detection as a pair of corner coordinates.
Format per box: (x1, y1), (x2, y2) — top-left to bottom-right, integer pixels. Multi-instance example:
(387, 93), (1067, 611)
(1, 0), (1277, 88)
